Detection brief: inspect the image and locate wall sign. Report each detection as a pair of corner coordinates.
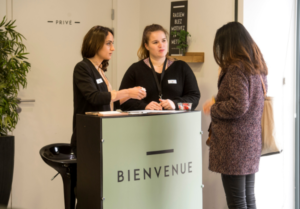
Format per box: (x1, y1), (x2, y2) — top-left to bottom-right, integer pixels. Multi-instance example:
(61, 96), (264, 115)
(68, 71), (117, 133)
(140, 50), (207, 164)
(169, 1), (188, 55)
(47, 20), (80, 25)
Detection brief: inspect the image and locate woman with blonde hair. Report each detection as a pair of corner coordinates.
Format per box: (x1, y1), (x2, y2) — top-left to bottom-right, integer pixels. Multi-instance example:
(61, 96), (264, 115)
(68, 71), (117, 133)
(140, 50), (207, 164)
(204, 22), (268, 209)
(119, 24), (200, 111)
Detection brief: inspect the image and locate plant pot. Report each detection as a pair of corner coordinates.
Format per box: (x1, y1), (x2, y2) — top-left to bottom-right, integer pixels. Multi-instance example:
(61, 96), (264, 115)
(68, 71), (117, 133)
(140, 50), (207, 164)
(0, 136), (14, 207)
(178, 48), (187, 56)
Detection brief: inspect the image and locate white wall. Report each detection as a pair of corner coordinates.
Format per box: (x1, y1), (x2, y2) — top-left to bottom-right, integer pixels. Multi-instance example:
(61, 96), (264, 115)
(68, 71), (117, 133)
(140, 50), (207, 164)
(244, 0), (296, 208)
(0, 0), (5, 18)
(112, 0), (141, 90)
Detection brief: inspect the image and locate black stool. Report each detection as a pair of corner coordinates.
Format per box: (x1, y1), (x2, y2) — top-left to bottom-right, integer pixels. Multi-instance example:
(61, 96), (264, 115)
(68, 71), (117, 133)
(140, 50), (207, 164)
(40, 143), (77, 209)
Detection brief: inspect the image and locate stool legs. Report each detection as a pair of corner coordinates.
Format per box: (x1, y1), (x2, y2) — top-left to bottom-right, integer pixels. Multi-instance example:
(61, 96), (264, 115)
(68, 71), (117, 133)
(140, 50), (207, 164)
(61, 164), (77, 209)
(40, 144), (77, 209)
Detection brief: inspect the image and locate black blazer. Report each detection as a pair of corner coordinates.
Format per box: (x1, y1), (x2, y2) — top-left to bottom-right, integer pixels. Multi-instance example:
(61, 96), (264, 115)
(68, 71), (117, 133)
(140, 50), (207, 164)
(71, 58), (118, 155)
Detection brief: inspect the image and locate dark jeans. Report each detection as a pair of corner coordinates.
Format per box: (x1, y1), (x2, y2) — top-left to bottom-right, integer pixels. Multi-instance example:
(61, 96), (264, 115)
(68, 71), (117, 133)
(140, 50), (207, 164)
(221, 173), (256, 209)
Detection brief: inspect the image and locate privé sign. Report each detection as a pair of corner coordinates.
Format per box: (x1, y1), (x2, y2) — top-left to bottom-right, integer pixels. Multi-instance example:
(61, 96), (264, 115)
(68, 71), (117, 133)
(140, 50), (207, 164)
(47, 20), (80, 25)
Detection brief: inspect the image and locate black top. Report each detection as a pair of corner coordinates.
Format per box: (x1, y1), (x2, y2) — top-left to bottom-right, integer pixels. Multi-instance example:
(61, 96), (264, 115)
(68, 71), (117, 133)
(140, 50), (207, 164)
(119, 60), (200, 110)
(156, 72), (162, 83)
(71, 58), (118, 155)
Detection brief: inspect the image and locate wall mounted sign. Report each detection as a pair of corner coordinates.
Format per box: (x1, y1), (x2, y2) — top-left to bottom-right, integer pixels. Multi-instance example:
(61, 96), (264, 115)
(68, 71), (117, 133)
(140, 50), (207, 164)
(47, 20), (80, 25)
(169, 1), (188, 55)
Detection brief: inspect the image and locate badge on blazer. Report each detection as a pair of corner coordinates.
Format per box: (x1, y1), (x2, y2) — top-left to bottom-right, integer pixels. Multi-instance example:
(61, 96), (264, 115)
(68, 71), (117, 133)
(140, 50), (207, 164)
(96, 78), (103, 84)
(168, 79), (177, 84)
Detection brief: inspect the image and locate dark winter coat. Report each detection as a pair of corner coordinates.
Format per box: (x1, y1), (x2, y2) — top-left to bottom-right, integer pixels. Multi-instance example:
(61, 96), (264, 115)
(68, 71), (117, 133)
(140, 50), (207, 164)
(209, 65), (267, 175)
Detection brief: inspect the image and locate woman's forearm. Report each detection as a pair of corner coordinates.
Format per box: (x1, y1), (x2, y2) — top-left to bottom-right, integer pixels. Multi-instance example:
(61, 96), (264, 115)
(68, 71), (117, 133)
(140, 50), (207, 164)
(120, 97), (130, 105)
(112, 87), (146, 104)
(111, 89), (130, 103)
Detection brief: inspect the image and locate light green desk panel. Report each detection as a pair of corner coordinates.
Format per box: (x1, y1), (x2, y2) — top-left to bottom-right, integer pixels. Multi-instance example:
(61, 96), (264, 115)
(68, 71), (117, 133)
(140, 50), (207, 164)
(102, 111), (202, 209)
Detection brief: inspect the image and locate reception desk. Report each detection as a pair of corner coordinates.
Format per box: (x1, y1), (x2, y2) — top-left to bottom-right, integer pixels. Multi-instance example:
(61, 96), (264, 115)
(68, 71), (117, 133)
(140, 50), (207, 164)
(76, 111), (203, 209)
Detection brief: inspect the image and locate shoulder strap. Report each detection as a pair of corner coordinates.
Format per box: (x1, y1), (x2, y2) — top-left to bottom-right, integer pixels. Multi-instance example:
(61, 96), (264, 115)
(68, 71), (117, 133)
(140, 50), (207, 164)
(259, 75), (267, 97)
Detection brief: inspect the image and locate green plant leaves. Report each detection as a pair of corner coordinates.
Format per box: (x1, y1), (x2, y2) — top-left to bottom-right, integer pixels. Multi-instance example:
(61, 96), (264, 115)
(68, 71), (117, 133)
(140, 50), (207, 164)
(0, 16), (30, 136)
(171, 30), (191, 51)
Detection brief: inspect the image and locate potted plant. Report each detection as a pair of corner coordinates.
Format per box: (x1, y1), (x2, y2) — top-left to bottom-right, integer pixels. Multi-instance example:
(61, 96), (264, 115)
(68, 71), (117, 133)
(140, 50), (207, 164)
(0, 16), (30, 207)
(171, 30), (191, 56)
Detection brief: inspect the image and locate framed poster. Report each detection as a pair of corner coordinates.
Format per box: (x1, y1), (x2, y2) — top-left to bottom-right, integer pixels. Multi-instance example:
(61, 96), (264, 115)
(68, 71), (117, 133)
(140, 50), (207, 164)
(169, 1), (188, 55)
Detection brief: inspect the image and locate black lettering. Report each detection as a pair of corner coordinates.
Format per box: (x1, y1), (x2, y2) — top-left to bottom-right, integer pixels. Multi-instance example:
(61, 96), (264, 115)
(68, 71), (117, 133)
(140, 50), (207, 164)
(154, 166), (161, 177)
(65, 20), (68, 24)
(128, 170), (130, 181)
(134, 169), (140, 181)
(188, 162), (192, 173)
(70, 20), (72, 25)
(164, 165), (169, 177)
(180, 163), (186, 174)
(144, 168), (151, 179)
(56, 20), (58, 24)
(172, 164), (178, 175)
(59, 20), (62, 24)
(118, 171), (124, 182)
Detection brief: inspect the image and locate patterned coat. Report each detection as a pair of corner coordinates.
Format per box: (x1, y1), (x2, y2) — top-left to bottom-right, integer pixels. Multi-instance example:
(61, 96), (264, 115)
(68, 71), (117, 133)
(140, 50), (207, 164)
(209, 65), (267, 175)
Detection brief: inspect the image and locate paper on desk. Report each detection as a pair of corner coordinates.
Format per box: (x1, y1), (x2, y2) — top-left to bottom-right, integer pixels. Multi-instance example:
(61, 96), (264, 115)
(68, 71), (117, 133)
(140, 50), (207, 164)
(85, 111), (128, 116)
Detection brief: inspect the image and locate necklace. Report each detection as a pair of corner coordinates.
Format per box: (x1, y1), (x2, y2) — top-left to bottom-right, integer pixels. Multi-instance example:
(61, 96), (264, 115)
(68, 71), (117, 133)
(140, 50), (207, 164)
(153, 63), (164, 68)
(152, 61), (165, 68)
(148, 58), (168, 70)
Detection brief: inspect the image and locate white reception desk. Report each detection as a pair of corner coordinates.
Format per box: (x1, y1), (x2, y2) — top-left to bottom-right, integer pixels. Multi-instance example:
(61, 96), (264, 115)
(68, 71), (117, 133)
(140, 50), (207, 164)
(76, 111), (203, 209)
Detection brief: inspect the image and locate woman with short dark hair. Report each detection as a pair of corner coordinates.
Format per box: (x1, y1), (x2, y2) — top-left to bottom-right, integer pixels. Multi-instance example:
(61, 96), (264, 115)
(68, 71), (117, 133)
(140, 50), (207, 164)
(204, 22), (268, 209)
(71, 26), (146, 155)
(119, 24), (200, 111)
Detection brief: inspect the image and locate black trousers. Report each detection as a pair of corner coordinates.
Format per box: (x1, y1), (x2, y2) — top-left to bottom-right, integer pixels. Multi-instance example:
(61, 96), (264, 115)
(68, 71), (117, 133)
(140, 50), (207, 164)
(221, 173), (256, 209)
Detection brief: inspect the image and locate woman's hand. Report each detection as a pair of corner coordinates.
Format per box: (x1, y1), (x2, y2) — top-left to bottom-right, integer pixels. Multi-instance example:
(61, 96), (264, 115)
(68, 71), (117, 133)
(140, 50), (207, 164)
(145, 101), (162, 110)
(159, 99), (175, 110)
(203, 98), (215, 115)
(128, 87), (146, 100)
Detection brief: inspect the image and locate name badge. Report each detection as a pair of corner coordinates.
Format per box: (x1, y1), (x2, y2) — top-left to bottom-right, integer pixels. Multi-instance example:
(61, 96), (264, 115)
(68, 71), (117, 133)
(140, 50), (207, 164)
(168, 79), (177, 84)
(96, 78), (103, 84)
